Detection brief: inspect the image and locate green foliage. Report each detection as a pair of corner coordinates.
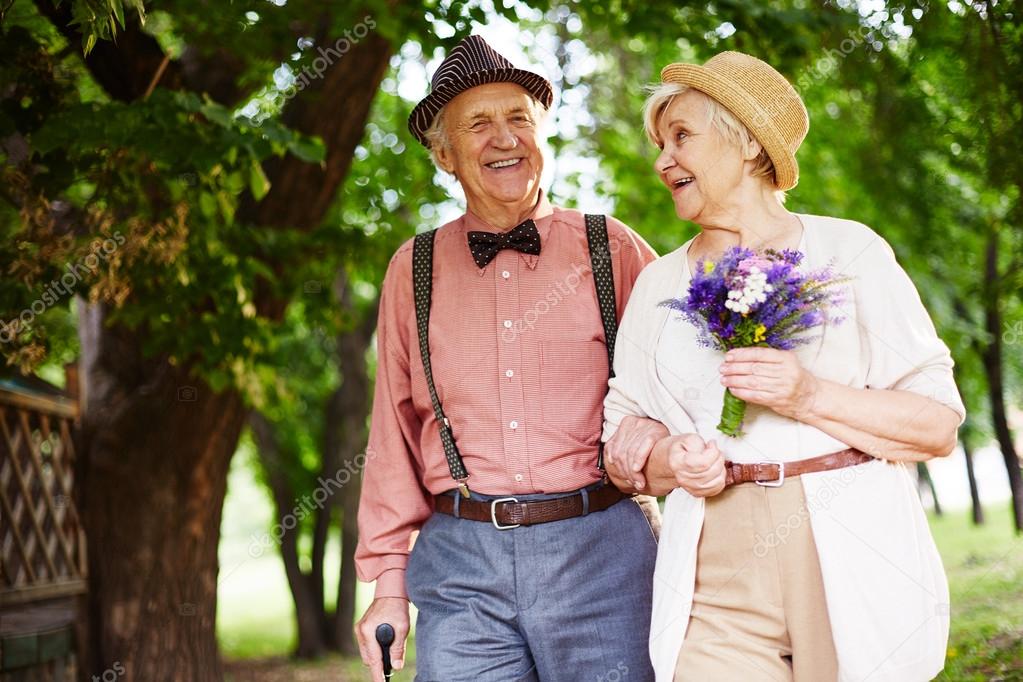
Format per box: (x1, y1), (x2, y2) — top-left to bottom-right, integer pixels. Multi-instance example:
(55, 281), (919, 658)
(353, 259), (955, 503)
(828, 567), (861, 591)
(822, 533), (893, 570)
(1, 33), (326, 397)
(248, 58), (451, 512)
(2, 0), (1017, 459)
(63, 0), (146, 54)
(553, 0), (1021, 428)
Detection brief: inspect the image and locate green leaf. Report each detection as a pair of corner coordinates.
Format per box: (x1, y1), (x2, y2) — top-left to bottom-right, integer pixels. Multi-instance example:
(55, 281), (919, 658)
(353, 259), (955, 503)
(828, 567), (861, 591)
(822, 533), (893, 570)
(287, 136), (326, 164)
(111, 0), (126, 28)
(217, 191), (236, 224)
(199, 101), (234, 129)
(199, 191), (217, 218)
(249, 159), (270, 200)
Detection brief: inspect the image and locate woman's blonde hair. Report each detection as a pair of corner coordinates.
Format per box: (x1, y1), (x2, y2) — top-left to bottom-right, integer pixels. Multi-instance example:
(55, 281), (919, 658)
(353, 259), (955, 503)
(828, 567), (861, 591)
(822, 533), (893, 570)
(642, 82), (782, 196)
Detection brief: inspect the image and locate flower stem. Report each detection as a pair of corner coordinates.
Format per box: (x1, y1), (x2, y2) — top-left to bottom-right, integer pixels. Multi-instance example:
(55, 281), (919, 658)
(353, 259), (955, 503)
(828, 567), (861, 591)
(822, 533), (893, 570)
(717, 388), (747, 437)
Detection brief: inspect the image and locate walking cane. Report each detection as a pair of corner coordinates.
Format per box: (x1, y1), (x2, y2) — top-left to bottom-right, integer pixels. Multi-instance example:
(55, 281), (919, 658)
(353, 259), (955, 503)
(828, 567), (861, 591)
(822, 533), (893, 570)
(375, 623), (395, 679)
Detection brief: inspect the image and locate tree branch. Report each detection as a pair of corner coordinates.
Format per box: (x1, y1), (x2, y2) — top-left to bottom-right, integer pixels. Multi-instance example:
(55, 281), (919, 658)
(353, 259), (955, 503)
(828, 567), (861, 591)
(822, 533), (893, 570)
(32, 0), (246, 104)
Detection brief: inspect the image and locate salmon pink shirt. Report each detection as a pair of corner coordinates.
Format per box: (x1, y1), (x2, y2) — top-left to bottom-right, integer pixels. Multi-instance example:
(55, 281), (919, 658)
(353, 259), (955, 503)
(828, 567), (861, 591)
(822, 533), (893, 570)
(355, 193), (656, 599)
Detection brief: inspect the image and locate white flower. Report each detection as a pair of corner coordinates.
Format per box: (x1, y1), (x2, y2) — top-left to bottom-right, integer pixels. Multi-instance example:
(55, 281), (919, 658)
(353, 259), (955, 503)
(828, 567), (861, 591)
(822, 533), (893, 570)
(728, 270), (773, 314)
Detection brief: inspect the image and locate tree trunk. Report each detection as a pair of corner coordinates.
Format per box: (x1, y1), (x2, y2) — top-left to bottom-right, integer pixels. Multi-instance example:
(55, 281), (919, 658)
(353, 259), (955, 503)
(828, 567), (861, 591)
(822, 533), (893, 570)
(980, 228), (1023, 533)
(248, 411), (328, 659)
(962, 434), (985, 525)
(309, 387), (345, 647)
(337, 472), (362, 656)
(34, 6), (396, 675)
(77, 301), (246, 681)
(916, 462), (943, 516)
(331, 272), (377, 655)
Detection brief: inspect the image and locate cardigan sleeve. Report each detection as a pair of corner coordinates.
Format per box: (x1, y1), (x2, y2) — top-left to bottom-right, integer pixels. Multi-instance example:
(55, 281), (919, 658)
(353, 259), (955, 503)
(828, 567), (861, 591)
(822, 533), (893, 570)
(602, 263), (658, 442)
(848, 231), (966, 423)
(601, 252), (698, 441)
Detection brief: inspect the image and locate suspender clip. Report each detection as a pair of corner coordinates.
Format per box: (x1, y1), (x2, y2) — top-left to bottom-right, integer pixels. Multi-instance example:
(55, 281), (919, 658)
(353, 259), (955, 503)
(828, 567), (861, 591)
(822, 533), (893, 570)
(456, 477), (471, 499)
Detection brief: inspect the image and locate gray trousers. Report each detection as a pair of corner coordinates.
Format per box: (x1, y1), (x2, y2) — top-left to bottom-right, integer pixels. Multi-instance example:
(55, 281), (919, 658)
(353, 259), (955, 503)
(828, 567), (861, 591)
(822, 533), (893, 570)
(407, 485), (658, 682)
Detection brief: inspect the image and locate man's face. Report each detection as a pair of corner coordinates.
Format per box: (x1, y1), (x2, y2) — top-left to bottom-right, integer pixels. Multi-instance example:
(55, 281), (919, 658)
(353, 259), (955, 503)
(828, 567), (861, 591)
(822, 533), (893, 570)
(435, 82), (545, 214)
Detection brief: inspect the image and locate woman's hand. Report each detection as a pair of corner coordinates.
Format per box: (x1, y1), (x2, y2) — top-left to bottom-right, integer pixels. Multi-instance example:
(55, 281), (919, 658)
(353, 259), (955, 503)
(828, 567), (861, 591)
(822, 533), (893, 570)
(605, 416), (670, 491)
(664, 434), (726, 498)
(719, 347), (819, 421)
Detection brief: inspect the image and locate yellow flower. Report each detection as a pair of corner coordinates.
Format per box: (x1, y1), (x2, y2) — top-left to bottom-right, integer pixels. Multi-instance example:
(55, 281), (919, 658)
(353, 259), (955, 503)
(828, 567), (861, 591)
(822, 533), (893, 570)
(754, 324), (767, 343)
(703, 261), (715, 275)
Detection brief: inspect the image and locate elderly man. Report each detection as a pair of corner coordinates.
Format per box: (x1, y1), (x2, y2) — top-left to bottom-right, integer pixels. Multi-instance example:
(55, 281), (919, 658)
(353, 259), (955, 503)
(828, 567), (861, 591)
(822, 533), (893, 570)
(354, 35), (665, 682)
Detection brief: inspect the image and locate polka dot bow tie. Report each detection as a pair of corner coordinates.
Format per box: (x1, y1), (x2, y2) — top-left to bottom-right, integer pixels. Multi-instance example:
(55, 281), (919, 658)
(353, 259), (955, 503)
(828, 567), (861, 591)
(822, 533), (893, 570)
(466, 219), (541, 268)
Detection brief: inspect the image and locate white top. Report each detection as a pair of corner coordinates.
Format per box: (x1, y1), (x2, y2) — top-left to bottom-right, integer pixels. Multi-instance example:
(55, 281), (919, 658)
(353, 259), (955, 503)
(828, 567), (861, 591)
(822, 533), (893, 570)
(602, 214), (965, 682)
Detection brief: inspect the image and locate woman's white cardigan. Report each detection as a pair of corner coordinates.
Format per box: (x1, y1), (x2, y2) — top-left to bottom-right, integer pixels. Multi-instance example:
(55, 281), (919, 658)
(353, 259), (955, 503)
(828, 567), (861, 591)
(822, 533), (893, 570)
(602, 214), (965, 682)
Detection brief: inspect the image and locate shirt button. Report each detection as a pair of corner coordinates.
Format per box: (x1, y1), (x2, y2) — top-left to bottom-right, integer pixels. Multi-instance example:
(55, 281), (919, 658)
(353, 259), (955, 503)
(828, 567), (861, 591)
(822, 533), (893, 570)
(502, 270), (511, 279)
(509, 420), (518, 429)
(505, 369), (514, 378)
(515, 474), (523, 482)
(503, 320), (513, 328)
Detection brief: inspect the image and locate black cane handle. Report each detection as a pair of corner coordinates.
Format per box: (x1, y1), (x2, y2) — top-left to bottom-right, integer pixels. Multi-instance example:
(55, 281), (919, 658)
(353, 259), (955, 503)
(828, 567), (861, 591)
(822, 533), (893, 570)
(375, 623), (395, 679)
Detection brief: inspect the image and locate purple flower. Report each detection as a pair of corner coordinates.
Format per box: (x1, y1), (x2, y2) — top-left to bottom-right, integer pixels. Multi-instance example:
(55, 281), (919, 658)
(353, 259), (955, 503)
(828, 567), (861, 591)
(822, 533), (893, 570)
(659, 246), (849, 352)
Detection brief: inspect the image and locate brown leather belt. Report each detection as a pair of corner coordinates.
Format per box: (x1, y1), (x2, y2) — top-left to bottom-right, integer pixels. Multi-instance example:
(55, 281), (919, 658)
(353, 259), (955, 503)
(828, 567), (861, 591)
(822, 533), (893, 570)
(724, 448), (874, 488)
(434, 485), (629, 529)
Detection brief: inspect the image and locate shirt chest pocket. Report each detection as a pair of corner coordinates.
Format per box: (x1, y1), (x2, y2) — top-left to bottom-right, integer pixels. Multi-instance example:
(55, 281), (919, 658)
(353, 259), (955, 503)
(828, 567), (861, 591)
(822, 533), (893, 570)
(539, 339), (609, 444)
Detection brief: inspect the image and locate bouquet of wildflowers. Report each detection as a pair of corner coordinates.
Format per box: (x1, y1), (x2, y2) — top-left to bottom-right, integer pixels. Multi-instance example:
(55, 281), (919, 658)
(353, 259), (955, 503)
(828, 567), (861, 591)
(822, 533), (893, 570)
(661, 247), (848, 437)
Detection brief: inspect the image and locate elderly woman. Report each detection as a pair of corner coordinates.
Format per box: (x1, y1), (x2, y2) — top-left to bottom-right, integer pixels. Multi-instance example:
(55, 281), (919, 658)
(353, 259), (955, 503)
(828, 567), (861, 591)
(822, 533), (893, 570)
(600, 52), (964, 682)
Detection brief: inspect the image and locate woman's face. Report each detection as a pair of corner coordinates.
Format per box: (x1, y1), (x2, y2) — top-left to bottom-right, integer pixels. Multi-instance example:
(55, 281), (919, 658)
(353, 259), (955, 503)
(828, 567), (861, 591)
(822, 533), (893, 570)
(653, 90), (749, 225)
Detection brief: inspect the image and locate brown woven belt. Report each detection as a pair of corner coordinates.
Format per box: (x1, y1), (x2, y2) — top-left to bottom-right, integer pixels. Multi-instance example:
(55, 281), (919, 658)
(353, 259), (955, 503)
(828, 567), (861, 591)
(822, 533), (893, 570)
(724, 447), (875, 488)
(434, 485), (629, 529)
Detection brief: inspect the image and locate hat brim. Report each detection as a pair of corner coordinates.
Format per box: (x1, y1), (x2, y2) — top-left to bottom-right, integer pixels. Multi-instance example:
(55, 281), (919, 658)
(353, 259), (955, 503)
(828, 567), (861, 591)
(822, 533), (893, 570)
(660, 63), (800, 191)
(408, 68), (553, 147)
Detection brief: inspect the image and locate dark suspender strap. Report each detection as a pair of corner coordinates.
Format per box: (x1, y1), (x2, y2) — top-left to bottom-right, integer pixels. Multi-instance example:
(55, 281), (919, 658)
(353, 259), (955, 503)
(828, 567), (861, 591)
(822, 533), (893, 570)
(584, 214), (619, 472)
(412, 230), (470, 497)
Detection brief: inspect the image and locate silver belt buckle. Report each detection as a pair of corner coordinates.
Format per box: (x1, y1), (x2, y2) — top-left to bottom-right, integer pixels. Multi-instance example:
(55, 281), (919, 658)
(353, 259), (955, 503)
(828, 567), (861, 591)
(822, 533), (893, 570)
(754, 461), (785, 487)
(491, 497), (520, 530)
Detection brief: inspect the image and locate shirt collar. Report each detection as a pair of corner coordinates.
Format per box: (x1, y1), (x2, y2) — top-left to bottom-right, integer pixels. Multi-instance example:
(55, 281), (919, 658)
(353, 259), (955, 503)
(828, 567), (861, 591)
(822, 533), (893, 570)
(461, 190), (554, 274)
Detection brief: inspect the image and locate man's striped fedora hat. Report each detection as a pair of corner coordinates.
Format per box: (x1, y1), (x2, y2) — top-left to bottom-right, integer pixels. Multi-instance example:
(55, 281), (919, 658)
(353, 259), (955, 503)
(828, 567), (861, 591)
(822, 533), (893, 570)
(408, 35), (553, 147)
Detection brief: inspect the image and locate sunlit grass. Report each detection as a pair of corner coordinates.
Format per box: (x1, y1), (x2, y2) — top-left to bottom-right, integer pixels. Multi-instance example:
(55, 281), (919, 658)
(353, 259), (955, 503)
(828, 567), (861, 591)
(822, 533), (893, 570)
(932, 504), (1023, 681)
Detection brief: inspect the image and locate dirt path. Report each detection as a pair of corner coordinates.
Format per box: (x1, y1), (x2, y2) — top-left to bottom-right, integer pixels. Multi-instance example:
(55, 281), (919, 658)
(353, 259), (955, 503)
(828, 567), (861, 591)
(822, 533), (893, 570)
(223, 655), (365, 681)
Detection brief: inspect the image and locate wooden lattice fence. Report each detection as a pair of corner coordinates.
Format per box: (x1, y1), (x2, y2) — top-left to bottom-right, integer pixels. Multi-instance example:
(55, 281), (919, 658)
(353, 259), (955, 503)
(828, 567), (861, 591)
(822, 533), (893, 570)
(1, 375), (84, 680)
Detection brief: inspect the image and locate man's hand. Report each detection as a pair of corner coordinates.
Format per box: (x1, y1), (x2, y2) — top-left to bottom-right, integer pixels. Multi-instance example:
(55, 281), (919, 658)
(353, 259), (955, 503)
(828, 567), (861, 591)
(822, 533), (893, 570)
(604, 416), (670, 490)
(665, 434), (726, 497)
(355, 597), (411, 681)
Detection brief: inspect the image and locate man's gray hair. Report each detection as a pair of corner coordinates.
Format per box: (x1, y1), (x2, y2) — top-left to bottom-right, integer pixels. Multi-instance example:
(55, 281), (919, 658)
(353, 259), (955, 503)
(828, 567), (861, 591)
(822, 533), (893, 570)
(423, 93), (550, 174)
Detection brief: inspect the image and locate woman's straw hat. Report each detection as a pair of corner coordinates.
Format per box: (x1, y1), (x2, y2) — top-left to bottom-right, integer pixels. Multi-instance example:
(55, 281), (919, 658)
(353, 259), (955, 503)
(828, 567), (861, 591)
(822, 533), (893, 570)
(660, 51), (808, 190)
